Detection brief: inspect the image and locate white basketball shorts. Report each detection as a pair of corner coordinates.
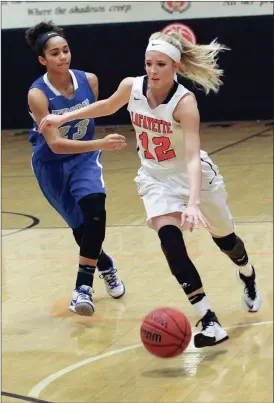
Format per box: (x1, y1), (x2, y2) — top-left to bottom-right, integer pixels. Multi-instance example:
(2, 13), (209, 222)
(134, 153), (234, 236)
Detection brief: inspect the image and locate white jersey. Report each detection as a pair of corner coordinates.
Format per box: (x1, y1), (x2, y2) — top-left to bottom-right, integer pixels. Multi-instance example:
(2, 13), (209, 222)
(128, 75), (198, 174)
(128, 76), (233, 235)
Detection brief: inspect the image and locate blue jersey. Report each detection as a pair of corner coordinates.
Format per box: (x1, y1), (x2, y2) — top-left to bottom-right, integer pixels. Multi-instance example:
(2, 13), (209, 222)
(28, 69), (96, 161)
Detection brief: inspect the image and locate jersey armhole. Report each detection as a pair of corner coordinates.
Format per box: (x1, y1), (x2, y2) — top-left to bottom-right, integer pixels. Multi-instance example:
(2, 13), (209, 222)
(83, 71), (97, 102)
(127, 76), (144, 112)
(171, 91), (192, 124)
(28, 86), (50, 116)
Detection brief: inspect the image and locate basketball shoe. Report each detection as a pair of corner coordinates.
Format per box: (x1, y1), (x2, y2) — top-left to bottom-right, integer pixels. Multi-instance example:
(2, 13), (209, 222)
(69, 285), (95, 316)
(97, 256), (125, 299)
(194, 310), (228, 348)
(237, 266), (262, 312)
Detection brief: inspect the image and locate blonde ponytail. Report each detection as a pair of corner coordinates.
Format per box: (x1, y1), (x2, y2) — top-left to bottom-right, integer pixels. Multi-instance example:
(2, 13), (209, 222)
(149, 31), (229, 94)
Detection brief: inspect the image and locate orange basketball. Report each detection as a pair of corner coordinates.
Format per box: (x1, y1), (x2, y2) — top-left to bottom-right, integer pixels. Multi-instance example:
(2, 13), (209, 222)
(140, 307), (192, 358)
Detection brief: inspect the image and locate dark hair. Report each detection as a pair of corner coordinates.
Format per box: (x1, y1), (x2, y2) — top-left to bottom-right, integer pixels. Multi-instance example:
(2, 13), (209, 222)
(25, 21), (66, 56)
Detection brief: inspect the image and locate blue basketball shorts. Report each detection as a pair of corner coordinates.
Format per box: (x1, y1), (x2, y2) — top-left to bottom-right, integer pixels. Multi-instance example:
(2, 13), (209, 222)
(31, 151), (105, 229)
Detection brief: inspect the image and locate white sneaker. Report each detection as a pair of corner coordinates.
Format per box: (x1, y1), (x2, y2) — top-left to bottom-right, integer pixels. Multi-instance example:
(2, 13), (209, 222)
(99, 267), (125, 299)
(237, 266), (262, 312)
(69, 285), (95, 316)
(194, 310), (229, 348)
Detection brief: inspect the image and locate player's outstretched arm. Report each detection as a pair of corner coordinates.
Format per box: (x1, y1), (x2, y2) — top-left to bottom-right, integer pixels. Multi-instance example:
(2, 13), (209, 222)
(38, 77), (134, 132)
(28, 89), (126, 154)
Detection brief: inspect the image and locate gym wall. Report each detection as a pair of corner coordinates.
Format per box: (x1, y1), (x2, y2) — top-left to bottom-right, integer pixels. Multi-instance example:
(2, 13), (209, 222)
(1, 2), (273, 129)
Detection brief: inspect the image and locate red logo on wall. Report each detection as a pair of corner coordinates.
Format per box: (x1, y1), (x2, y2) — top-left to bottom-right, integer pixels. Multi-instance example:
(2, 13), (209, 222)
(161, 1), (190, 13)
(162, 22), (196, 44)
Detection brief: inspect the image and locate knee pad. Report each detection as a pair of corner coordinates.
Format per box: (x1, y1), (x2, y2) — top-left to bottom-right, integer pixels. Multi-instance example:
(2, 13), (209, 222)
(158, 225), (188, 276)
(78, 193), (106, 259)
(72, 224), (84, 247)
(158, 225), (202, 294)
(212, 233), (248, 266)
(212, 232), (236, 251)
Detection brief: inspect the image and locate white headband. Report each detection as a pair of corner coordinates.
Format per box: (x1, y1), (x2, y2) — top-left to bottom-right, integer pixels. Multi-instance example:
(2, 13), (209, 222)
(146, 40), (181, 63)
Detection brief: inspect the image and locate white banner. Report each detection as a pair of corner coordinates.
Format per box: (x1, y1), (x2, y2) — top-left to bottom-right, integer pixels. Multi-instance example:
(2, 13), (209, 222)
(2, 1), (273, 29)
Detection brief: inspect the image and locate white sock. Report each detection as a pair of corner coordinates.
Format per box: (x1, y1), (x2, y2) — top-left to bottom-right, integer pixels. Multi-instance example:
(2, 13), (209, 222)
(190, 294), (211, 318)
(239, 262), (253, 277)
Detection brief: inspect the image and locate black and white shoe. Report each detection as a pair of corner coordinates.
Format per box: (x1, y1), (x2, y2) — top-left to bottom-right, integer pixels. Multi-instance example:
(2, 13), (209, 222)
(237, 266), (262, 312)
(194, 310), (229, 348)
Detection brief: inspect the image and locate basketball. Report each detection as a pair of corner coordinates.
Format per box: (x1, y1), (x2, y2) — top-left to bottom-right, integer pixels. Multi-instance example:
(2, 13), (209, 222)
(140, 307), (192, 358)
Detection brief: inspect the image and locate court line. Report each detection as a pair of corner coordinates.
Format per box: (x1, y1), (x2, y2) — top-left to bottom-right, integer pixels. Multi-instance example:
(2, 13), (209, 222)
(208, 127), (271, 156)
(2, 159), (273, 178)
(28, 319), (273, 399)
(106, 220), (274, 227)
(3, 126), (272, 175)
(1, 391), (52, 403)
(2, 220), (273, 232)
(1, 212), (40, 237)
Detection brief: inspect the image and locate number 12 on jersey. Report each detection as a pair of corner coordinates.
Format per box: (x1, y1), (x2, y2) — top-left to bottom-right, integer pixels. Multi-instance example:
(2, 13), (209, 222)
(139, 132), (176, 162)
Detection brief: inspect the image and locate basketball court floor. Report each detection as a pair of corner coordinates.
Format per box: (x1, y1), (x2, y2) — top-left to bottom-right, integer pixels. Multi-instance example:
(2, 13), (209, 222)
(2, 121), (273, 403)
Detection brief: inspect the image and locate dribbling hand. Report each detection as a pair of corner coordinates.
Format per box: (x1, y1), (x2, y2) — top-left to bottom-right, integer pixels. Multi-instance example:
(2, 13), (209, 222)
(101, 133), (127, 151)
(181, 204), (210, 232)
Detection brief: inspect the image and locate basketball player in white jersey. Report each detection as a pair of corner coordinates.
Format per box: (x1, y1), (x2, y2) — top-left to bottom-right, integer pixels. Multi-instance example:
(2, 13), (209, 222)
(39, 31), (262, 348)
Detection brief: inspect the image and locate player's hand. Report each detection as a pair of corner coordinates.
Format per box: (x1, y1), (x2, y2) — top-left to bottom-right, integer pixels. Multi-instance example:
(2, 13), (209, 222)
(39, 114), (65, 132)
(181, 204), (210, 232)
(100, 133), (127, 151)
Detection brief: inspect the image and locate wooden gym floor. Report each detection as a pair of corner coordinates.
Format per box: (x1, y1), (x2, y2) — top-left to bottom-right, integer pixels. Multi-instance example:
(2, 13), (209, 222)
(2, 121), (273, 403)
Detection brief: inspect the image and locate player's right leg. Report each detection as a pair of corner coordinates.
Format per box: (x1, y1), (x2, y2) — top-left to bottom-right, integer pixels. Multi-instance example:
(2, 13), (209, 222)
(31, 156), (94, 316)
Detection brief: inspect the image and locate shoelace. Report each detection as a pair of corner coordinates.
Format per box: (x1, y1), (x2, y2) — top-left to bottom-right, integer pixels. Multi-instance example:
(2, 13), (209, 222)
(99, 268), (119, 289)
(77, 289), (92, 301)
(195, 317), (215, 330)
(244, 280), (256, 300)
(240, 267), (256, 300)
(78, 292), (91, 301)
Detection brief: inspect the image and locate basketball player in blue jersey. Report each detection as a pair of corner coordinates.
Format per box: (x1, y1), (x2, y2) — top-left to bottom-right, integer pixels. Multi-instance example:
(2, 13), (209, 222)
(26, 21), (126, 317)
(40, 31), (262, 347)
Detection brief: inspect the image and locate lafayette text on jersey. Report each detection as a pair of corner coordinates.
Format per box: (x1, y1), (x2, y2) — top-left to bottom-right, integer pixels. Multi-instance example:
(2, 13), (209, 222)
(127, 75), (193, 173)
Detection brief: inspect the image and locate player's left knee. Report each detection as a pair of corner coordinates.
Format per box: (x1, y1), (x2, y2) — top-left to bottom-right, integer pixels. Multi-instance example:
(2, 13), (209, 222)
(212, 233), (248, 266)
(78, 193), (106, 259)
(79, 193), (106, 215)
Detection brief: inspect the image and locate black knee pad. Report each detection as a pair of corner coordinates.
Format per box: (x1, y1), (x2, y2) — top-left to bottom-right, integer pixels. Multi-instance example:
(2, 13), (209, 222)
(212, 232), (236, 251)
(212, 233), (248, 266)
(78, 193), (106, 260)
(158, 225), (203, 294)
(158, 225), (188, 276)
(72, 224), (84, 247)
